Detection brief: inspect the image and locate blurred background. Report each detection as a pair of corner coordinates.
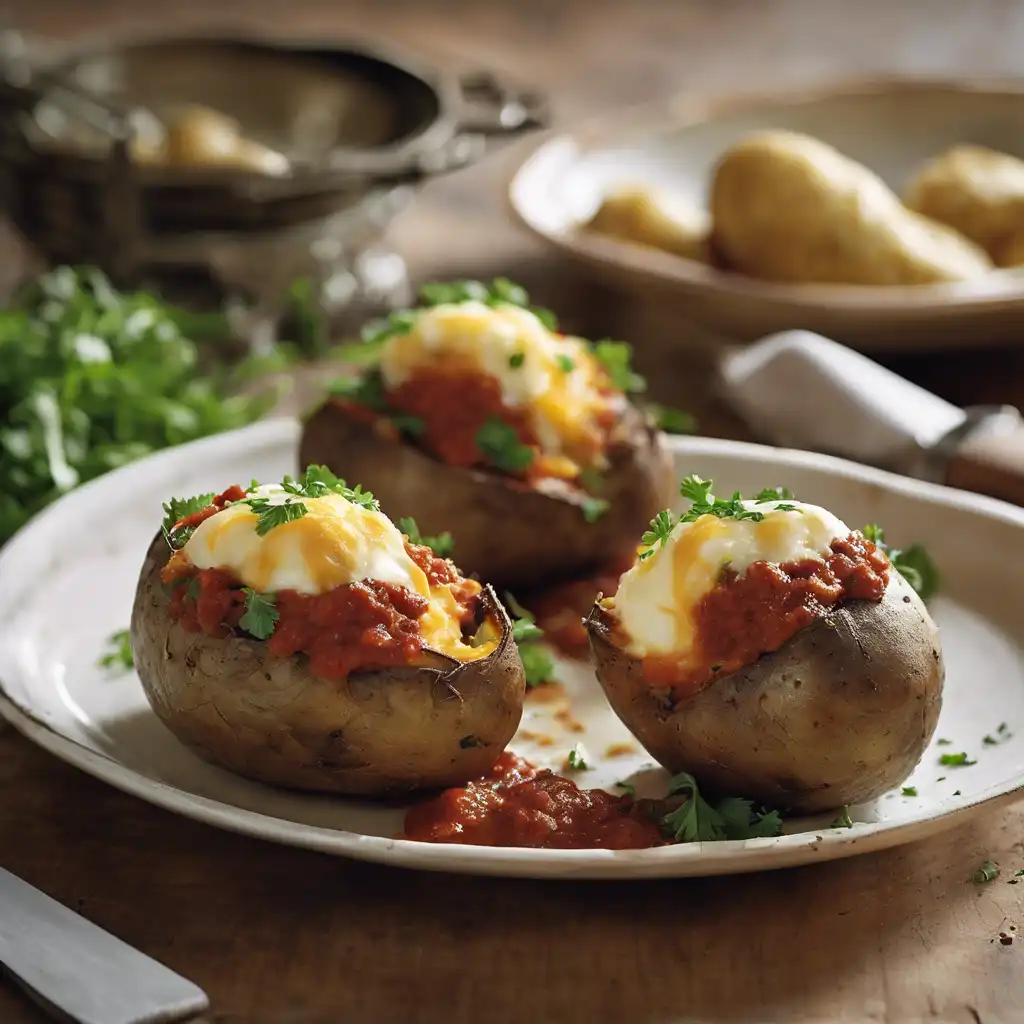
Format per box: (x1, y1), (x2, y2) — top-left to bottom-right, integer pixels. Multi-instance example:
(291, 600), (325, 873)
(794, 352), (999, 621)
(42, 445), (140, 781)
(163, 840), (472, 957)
(3, 0), (1024, 542)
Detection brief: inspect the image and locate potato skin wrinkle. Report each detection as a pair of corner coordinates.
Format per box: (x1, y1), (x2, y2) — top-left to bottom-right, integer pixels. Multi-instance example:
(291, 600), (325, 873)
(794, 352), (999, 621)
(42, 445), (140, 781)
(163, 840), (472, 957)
(586, 570), (944, 813)
(299, 399), (674, 592)
(711, 130), (992, 285)
(131, 533), (526, 796)
(904, 144), (1024, 267)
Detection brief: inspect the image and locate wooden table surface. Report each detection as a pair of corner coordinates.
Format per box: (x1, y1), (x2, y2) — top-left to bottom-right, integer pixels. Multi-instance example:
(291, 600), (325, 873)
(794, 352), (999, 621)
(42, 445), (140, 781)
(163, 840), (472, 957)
(3, 2), (1024, 1022)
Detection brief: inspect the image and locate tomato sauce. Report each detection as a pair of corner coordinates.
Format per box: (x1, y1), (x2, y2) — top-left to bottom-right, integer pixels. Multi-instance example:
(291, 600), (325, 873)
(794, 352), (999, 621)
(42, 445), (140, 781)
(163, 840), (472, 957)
(644, 532), (891, 692)
(166, 542), (481, 680)
(170, 485), (247, 538)
(404, 751), (665, 849)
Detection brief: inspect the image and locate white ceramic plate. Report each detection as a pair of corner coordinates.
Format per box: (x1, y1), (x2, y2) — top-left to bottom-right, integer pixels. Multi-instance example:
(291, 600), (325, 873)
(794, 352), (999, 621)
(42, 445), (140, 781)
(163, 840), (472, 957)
(1, 419), (1023, 879)
(510, 79), (1024, 352)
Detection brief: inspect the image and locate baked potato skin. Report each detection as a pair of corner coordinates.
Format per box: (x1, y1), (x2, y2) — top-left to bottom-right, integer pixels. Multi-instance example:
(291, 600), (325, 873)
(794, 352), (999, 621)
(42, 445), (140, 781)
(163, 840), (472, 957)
(131, 533), (526, 796)
(299, 399), (674, 592)
(586, 570), (943, 812)
(710, 130), (992, 285)
(904, 145), (1024, 266)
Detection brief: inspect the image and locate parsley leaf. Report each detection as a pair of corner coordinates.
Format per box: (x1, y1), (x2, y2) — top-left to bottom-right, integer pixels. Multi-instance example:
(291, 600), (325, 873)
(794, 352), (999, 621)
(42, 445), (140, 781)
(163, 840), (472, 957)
(566, 746), (590, 770)
(243, 496), (308, 536)
(280, 465), (379, 510)
(973, 860), (1000, 884)
(615, 781), (637, 798)
(645, 402), (696, 435)
(939, 752), (977, 767)
(398, 516), (455, 559)
(239, 589), (279, 640)
(161, 493), (215, 546)
(638, 509), (677, 560)
(360, 310), (418, 346)
(590, 339), (646, 394)
(661, 772), (783, 842)
(475, 417), (535, 472)
(504, 593), (554, 688)
(555, 354), (575, 373)
(97, 628), (133, 671)
(830, 806), (854, 829)
(508, 351), (525, 369)
(581, 496), (610, 524)
(754, 486), (794, 503)
(860, 524), (939, 600)
(418, 277), (558, 330)
(901, 786), (918, 796)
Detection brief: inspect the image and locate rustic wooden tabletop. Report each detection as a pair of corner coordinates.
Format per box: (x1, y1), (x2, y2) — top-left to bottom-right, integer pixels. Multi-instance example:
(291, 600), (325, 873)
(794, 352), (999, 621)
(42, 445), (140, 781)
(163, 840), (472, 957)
(2, 2), (1024, 1022)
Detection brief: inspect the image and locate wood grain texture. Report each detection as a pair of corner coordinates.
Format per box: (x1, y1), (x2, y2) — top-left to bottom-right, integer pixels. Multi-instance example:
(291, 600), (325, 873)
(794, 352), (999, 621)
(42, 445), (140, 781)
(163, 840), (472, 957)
(3, 2), (1024, 1022)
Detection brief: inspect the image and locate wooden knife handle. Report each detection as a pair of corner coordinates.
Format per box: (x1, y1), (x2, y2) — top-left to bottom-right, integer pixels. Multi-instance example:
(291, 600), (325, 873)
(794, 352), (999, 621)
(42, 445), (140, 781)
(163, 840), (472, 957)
(945, 420), (1024, 506)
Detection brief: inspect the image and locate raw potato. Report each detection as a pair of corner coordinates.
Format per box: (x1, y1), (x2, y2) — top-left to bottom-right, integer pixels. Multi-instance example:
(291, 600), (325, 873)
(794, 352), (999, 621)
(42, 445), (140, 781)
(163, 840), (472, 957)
(710, 130), (992, 285)
(585, 570), (944, 813)
(585, 186), (711, 263)
(299, 399), (674, 592)
(904, 145), (1024, 267)
(130, 533), (526, 796)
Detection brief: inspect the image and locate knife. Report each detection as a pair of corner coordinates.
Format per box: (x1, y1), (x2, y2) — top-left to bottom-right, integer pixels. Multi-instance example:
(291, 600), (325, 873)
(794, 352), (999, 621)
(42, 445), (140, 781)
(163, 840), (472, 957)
(0, 866), (209, 1024)
(718, 330), (1024, 506)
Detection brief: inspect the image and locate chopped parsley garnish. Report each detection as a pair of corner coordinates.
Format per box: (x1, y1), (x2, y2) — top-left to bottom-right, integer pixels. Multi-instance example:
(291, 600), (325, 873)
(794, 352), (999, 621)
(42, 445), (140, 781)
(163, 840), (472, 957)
(939, 752), (976, 767)
(1016, 870), (1024, 877)
(239, 589), (278, 640)
(638, 476), (798, 561)
(830, 806), (854, 829)
(590, 339), (646, 394)
(280, 465), (379, 509)
(398, 516), (455, 559)
(508, 352), (525, 369)
(244, 496), (309, 536)
(615, 781), (637, 798)
(555, 354), (575, 374)
(98, 628), (133, 671)
(360, 310), (418, 346)
(566, 746), (590, 770)
(327, 370), (424, 440)
(161, 492), (215, 546)
(645, 403), (696, 435)
(974, 860), (1000, 884)
(901, 786), (918, 796)
(984, 724), (1013, 745)
(754, 486), (794, 503)
(861, 524), (939, 599)
(937, 738), (952, 745)
(581, 496), (610, 524)
(661, 772), (783, 842)
(475, 416), (535, 473)
(504, 593), (554, 688)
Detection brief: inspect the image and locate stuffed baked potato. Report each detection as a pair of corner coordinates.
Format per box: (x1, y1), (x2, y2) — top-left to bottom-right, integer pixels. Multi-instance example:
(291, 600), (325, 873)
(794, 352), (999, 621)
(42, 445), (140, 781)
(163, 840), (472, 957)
(300, 280), (674, 591)
(130, 467), (526, 795)
(585, 476), (944, 812)
(711, 130), (992, 285)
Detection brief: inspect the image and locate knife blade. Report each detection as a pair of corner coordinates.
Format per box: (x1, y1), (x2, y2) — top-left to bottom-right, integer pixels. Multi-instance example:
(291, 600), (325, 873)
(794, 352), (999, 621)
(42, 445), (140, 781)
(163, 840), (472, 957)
(718, 330), (1024, 506)
(0, 866), (209, 1024)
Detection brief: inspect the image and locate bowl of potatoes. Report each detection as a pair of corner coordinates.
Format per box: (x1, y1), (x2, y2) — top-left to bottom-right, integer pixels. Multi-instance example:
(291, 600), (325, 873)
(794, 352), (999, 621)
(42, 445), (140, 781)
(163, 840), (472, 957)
(510, 78), (1024, 352)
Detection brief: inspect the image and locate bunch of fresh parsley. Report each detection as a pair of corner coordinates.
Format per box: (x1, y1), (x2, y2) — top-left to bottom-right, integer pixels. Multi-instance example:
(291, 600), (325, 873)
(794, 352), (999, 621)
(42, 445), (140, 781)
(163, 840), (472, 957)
(661, 772), (783, 842)
(0, 266), (274, 546)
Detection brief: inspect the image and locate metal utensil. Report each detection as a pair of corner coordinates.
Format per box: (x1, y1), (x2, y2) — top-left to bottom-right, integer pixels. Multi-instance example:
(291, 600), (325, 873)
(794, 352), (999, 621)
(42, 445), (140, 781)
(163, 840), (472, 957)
(0, 866), (208, 1024)
(718, 329), (1024, 507)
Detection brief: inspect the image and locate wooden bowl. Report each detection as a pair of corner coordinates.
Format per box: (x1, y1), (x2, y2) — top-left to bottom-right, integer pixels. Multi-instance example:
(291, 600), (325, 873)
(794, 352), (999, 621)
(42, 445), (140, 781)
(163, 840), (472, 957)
(509, 78), (1024, 353)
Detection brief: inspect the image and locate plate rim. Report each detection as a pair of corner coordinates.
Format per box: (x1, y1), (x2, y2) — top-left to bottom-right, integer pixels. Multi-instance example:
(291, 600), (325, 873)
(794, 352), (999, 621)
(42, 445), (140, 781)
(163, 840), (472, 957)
(508, 75), (1024, 314)
(3, 418), (1024, 879)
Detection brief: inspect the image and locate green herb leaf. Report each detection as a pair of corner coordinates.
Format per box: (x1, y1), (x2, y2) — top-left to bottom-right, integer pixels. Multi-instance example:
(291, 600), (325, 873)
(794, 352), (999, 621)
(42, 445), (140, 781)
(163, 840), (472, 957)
(243, 496), (308, 536)
(754, 486), (794, 503)
(97, 628), (133, 671)
(939, 752), (977, 767)
(504, 592), (554, 688)
(615, 781), (637, 798)
(398, 516), (455, 559)
(328, 369), (388, 411)
(862, 523), (885, 544)
(645, 402), (697, 435)
(185, 577), (201, 601)
(417, 278), (557, 330)
(830, 806), (854, 829)
(581, 496), (610, 524)
(590, 339), (646, 394)
(566, 746), (590, 770)
(360, 310), (418, 346)
(638, 509), (677, 560)
(679, 475), (796, 525)
(937, 738), (952, 746)
(280, 465), (379, 511)
(901, 786), (918, 796)
(860, 524), (939, 600)
(161, 493), (215, 547)
(661, 772), (783, 842)
(973, 860), (1000, 884)
(508, 352), (525, 369)
(240, 589), (278, 640)
(555, 354), (575, 374)
(475, 416), (536, 473)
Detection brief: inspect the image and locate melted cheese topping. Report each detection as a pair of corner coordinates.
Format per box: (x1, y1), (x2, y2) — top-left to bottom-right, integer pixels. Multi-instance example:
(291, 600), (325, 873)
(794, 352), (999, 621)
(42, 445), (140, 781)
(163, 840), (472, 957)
(611, 500), (849, 661)
(180, 486), (493, 662)
(378, 300), (615, 462)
